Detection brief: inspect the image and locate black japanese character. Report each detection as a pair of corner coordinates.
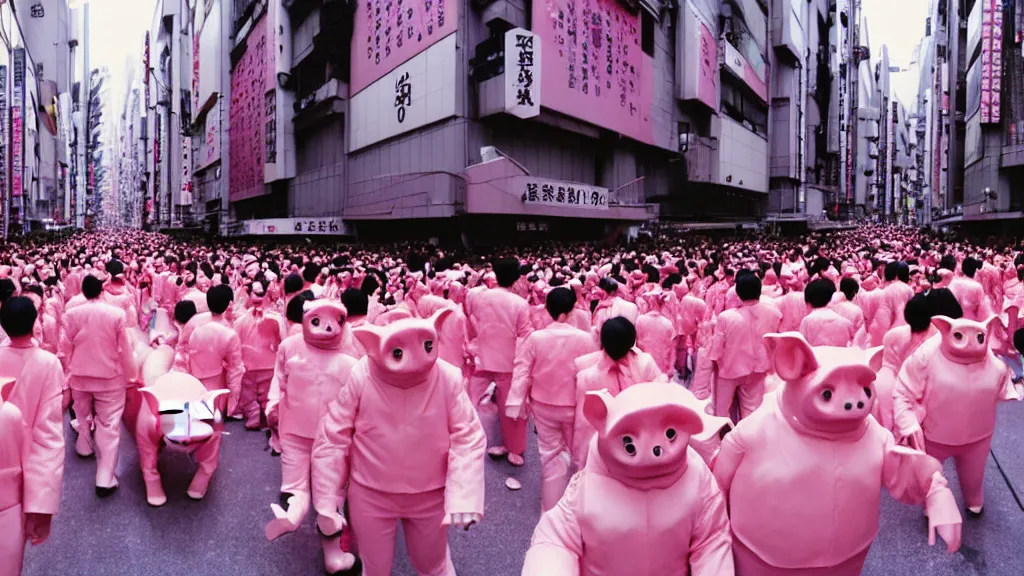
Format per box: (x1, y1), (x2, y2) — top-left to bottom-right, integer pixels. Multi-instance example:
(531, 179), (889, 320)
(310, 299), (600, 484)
(307, 221), (315, 232)
(556, 187), (566, 203)
(294, 222), (303, 232)
(516, 88), (534, 107)
(518, 67), (533, 88)
(541, 184), (555, 202)
(526, 183), (539, 202)
(567, 188), (577, 204)
(329, 221), (339, 232)
(395, 72), (412, 123)
(318, 221), (327, 232)
(591, 191), (601, 205)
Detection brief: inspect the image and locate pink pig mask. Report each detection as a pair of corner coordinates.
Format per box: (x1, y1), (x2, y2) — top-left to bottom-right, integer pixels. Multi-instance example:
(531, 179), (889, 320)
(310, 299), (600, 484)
(765, 333), (883, 436)
(302, 300), (348, 350)
(353, 308), (454, 389)
(583, 383), (710, 490)
(932, 315), (999, 364)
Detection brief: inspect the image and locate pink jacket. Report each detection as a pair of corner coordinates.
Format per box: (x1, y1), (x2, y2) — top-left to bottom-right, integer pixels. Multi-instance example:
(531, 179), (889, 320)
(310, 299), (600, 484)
(948, 277), (991, 322)
(0, 383), (23, 537)
(61, 300), (136, 388)
(592, 296), (639, 332)
(0, 345), (65, 515)
(415, 294), (468, 370)
(103, 282), (139, 328)
(894, 317), (1020, 446)
(509, 323), (599, 411)
(799, 308), (855, 347)
(465, 287), (533, 373)
(831, 300), (867, 346)
(311, 313), (486, 519)
(267, 334), (358, 439)
(714, 334), (962, 569)
(708, 301), (782, 379)
(635, 311), (676, 374)
(873, 325), (935, 431)
(185, 316), (244, 405)
(870, 282), (914, 346)
(523, 383), (733, 576)
(181, 288), (210, 315)
(234, 308), (283, 372)
(774, 291), (808, 333)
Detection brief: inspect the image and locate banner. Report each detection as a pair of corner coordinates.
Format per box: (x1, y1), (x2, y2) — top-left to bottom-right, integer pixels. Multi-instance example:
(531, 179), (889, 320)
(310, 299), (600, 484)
(0, 65), (6, 238)
(517, 176), (608, 210)
(12, 49), (24, 199)
(239, 217), (349, 235)
(503, 28), (540, 119)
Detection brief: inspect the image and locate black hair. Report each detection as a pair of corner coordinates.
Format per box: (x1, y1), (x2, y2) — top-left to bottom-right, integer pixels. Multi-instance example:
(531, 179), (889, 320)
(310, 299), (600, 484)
(642, 265), (660, 284)
(600, 317), (636, 361)
(961, 257), (980, 279)
(904, 293), (932, 333)
(105, 259), (125, 277)
(735, 273), (762, 302)
(545, 287), (577, 321)
(82, 275), (103, 300)
(897, 262), (911, 283)
(939, 254), (957, 271)
(662, 273), (683, 289)
(206, 285), (234, 315)
(0, 296), (37, 338)
(598, 277), (619, 295)
(283, 273), (304, 296)
(493, 258), (522, 288)
(0, 280), (18, 303)
(341, 288), (369, 317)
(839, 277), (859, 301)
(302, 264), (320, 284)
(286, 290), (315, 323)
(23, 284), (44, 299)
(883, 261), (900, 282)
(1014, 327), (1024, 356)
(804, 279), (836, 309)
(174, 300), (198, 325)
(926, 288), (964, 320)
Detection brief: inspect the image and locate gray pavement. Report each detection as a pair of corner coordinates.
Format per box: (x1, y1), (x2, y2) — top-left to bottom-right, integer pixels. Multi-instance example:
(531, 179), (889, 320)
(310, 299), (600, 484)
(23, 402), (1024, 576)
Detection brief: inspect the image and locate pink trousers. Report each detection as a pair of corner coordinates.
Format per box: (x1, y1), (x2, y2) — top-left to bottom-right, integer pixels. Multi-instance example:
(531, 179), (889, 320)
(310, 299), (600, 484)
(690, 347), (714, 400)
(533, 402), (575, 511)
(280, 433), (314, 496)
(0, 504), (24, 576)
(733, 537), (869, 576)
(715, 372), (767, 422)
(347, 482), (455, 576)
(925, 435), (992, 510)
(469, 371), (527, 456)
(240, 369), (273, 430)
(135, 403), (223, 491)
(71, 388), (126, 488)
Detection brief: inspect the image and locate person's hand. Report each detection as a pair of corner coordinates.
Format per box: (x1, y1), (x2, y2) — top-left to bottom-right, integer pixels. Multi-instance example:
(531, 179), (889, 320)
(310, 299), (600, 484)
(24, 513), (52, 545)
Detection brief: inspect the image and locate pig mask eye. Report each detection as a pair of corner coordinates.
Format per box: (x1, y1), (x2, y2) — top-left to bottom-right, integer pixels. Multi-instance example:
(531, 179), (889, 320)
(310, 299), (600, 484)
(622, 436), (636, 456)
(666, 428), (677, 441)
(976, 333), (985, 344)
(822, 389), (833, 401)
(424, 340), (434, 353)
(392, 348), (403, 360)
(954, 331), (963, 341)
(311, 317), (321, 327)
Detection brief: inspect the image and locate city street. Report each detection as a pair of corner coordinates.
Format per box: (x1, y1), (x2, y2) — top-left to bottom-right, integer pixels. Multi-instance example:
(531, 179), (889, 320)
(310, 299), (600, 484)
(23, 400), (1024, 576)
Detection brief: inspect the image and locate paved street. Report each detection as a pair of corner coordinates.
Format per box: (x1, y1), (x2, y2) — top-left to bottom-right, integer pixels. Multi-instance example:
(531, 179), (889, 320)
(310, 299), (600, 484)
(23, 402), (1024, 576)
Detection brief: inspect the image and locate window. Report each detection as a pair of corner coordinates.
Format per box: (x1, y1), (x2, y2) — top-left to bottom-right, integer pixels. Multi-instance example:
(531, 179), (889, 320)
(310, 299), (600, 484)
(641, 11), (655, 57)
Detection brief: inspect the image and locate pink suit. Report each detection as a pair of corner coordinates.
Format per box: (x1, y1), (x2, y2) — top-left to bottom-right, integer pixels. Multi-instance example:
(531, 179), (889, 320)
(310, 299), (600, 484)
(830, 299), (867, 347)
(708, 301), (782, 420)
(798, 308), (855, 347)
(507, 322), (599, 510)
(714, 334), (962, 574)
(103, 282), (139, 328)
(591, 296), (639, 332)
(522, 383), (734, 576)
(948, 276), (992, 322)
(636, 310), (676, 375)
(894, 316), (1023, 511)
(234, 307), (283, 429)
(0, 379), (26, 576)
(61, 300), (136, 490)
(774, 291), (807, 333)
(872, 325), (935, 432)
(414, 294), (468, 371)
(311, 310), (486, 576)
(184, 315), (245, 419)
(465, 287), (533, 458)
(869, 282), (914, 346)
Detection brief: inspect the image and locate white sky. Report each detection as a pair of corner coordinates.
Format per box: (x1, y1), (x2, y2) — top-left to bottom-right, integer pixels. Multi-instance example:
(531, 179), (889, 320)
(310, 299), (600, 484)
(861, 0), (930, 106)
(88, 0), (157, 113)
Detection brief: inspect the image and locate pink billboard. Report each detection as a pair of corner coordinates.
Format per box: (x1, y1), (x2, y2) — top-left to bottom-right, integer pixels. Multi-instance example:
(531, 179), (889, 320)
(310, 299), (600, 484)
(229, 15), (270, 202)
(980, 0), (1003, 124)
(533, 0), (653, 145)
(696, 22), (717, 110)
(351, 0), (458, 96)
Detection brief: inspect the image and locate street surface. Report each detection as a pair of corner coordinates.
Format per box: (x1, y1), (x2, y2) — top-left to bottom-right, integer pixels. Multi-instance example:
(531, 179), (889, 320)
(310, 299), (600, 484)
(23, 401), (1024, 576)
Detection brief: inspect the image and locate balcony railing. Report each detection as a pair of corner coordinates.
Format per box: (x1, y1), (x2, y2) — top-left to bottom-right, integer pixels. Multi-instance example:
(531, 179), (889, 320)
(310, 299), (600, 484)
(613, 177), (646, 205)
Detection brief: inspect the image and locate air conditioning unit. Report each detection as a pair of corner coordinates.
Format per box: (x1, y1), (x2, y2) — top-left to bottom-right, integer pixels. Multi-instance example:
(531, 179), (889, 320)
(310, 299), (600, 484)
(481, 146), (501, 162)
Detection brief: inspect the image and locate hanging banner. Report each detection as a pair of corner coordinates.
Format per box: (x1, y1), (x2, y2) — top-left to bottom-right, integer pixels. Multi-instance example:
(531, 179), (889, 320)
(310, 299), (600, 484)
(517, 176), (609, 210)
(503, 28), (540, 119)
(181, 136), (193, 205)
(0, 65), (6, 238)
(12, 49), (25, 199)
(143, 32), (151, 112)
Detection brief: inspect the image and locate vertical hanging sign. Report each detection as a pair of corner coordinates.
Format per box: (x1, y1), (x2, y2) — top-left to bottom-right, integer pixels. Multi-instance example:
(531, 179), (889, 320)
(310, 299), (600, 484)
(12, 49), (25, 202)
(503, 28), (541, 119)
(0, 65), (7, 238)
(144, 32), (151, 111)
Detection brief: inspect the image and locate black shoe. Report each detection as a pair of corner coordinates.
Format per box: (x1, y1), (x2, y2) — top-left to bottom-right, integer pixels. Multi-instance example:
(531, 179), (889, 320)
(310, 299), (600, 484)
(966, 507), (984, 518)
(96, 485), (118, 498)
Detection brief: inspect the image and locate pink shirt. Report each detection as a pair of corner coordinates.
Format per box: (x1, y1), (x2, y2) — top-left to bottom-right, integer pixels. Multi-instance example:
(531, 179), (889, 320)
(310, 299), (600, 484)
(465, 287), (533, 373)
(709, 301), (782, 379)
(799, 308), (855, 347)
(948, 277), (990, 322)
(774, 291), (808, 333)
(61, 300), (135, 388)
(186, 316), (244, 402)
(234, 308), (282, 371)
(635, 311), (676, 374)
(267, 335), (358, 439)
(509, 323), (599, 409)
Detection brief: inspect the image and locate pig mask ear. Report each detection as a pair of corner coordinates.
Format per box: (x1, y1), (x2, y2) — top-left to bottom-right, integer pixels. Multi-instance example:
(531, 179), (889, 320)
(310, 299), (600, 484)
(583, 389), (614, 432)
(0, 378), (15, 403)
(353, 325), (385, 361)
(931, 315), (954, 336)
(764, 333), (818, 381)
(980, 314), (1001, 335)
(866, 346), (884, 373)
(429, 306), (454, 334)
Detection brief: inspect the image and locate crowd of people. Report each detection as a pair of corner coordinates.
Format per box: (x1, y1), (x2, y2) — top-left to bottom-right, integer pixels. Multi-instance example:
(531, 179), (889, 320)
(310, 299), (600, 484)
(0, 224), (1022, 576)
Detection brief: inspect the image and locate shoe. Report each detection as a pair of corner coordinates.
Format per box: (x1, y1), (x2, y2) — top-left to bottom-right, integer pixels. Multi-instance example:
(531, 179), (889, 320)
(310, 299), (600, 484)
(507, 453), (525, 466)
(96, 482), (119, 498)
(966, 506), (984, 518)
(487, 446), (509, 459)
(186, 471), (212, 500)
(75, 434), (95, 458)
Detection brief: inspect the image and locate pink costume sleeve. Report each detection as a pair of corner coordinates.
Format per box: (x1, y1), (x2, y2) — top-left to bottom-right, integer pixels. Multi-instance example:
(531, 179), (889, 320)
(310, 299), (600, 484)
(22, 354), (66, 515)
(310, 376), (365, 516)
(882, 443), (961, 531)
(224, 332), (245, 411)
(115, 314), (138, 382)
(266, 342), (289, 427)
(521, 472), (585, 576)
(507, 335), (535, 418)
(688, 473), (735, 576)
(443, 378), (487, 516)
(707, 316), (728, 363)
(58, 314), (73, 370)
(710, 423), (746, 504)
(893, 348), (929, 439)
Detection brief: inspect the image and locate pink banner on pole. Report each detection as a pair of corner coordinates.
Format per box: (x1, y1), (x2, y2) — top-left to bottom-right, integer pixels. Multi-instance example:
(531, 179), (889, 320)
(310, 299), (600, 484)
(11, 112), (21, 198)
(229, 16), (270, 202)
(697, 22), (717, 110)
(351, 0), (458, 96)
(533, 0), (653, 145)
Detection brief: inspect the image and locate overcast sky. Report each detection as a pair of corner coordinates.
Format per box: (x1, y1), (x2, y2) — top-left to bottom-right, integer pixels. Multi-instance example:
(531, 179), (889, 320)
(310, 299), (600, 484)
(88, 0), (157, 113)
(861, 0), (930, 105)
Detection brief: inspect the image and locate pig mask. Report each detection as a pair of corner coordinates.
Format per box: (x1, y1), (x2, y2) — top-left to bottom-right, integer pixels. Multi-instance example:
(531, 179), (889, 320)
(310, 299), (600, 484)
(583, 382), (709, 490)
(765, 333), (883, 437)
(302, 300), (348, 350)
(932, 315), (998, 364)
(354, 308), (454, 389)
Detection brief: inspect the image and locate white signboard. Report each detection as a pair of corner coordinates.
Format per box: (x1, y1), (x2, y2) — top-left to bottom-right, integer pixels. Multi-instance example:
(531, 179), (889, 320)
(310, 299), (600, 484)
(517, 176), (609, 210)
(241, 217), (349, 235)
(349, 33), (457, 152)
(504, 28), (540, 119)
(180, 136), (193, 205)
(722, 41), (745, 81)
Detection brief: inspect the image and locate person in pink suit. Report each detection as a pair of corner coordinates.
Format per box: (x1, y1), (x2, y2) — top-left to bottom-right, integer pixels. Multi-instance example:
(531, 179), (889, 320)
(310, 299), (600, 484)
(0, 377), (27, 576)
(413, 290), (469, 372)
(872, 294), (936, 433)
(464, 258), (532, 466)
(591, 277), (639, 332)
(894, 315), (1024, 515)
(572, 317), (664, 470)
(565, 279), (593, 332)
(832, 277), (867, 346)
(310, 309), (486, 576)
(0, 297), (65, 562)
(264, 300), (358, 574)
(102, 260), (139, 328)
(709, 273), (782, 420)
(521, 382), (735, 576)
(635, 290), (676, 375)
(339, 288), (371, 358)
(234, 282), (283, 431)
(773, 280), (807, 333)
(713, 333), (963, 575)
(948, 257), (992, 322)
(798, 279), (856, 347)
(869, 262), (914, 346)
(506, 287), (599, 511)
(60, 275), (137, 496)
